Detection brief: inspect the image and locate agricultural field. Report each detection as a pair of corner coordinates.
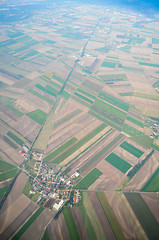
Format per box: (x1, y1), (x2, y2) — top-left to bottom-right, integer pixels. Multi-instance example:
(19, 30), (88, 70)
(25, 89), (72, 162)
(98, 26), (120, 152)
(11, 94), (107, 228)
(0, 1), (159, 240)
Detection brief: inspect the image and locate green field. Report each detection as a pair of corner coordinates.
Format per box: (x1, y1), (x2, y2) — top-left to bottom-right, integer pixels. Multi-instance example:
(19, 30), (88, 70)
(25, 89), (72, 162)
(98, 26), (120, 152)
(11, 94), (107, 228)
(94, 99), (127, 121)
(61, 90), (71, 100)
(133, 92), (159, 101)
(152, 38), (159, 44)
(101, 61), (117, 68)
(127, 116), (144, 128)
(0, 95), (16, 104)
(74, 92), (94, 104)
(83, 192), (105, 240)
(0, 186), (9, 198)
(52, 123), (106, 165)
(99, 92), (129, 112)
(7, 131), (24, 146)
(0, 159), (17, 172)
(26, 109), (47, 125)
(28, 89), (54, 104)
(77, 88), (96, 100)
(139, 62), (159, 68)
(23, 178), (32, 197)
(80, 133), (124, 172)
(119, 92), (133, 96)
(142, 168), (159, 192)
(71, 95), (91, 108)
(99, 73), (127, 81)
(123, 123), (143, 136)
(152, 80), (159, 88)
(120, 141), (144, 158)
(124, 193), (159, 240)
(76, 168), (102, 189)
(130, 135), (153, 149)
(97, 192), (126, 240)
(53, 74), (65, 84)
(42, 228), (50, 240)
(0, 168), (18, 182)
(35, 84), (57, 97)
(79, 204), (97, 240)
(7, 105), (24, 117)
(63, 207), (80, 240)
(44, 137), (77, 163)
(12, 207), (44, 240)
(105, 153), (131, 173)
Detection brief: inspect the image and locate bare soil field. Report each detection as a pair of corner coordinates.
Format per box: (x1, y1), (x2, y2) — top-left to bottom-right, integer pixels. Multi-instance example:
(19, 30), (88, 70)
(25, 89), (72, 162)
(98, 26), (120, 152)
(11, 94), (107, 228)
(0, 200), (37, 240)
(0, 172), (28, 214)
(13, 115), (41, 142)
(141, 193), (159, 224)
(124, 151), (159, 191)
(0, 111), (17, 127)
(72, 207), (89, 240)
(89, 160), (126, 191)
(21, 209), (53, 240)
(88, 191), (115, 240)
(105, 192), (149, 240)
(48, 213), (70, 240)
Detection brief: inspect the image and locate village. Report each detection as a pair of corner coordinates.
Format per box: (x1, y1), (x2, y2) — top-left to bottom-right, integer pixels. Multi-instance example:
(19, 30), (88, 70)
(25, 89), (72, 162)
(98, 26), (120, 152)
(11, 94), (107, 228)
(28, 157), (81, 211)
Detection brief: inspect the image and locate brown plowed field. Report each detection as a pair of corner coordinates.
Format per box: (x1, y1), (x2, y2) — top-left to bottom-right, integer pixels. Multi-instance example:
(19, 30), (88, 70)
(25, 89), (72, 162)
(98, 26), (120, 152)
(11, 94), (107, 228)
(88, 191), (115, 240)
(0, 201), (37, 240)
(72, 206), (89, 240)
(0, 172), (28, 214)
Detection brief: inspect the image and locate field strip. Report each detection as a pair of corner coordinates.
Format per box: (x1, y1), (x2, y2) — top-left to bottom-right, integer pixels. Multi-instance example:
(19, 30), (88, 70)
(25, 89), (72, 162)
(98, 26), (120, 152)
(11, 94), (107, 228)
(60, 126), (111, 166)
(119, 193), (149, 240)
(83, 192), (105, 240)
(97, 96), (128, 113)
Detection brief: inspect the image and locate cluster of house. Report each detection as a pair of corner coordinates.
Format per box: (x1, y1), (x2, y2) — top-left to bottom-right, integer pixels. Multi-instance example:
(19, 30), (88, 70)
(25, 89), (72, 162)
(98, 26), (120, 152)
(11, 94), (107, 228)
(30, 163), (80, 210)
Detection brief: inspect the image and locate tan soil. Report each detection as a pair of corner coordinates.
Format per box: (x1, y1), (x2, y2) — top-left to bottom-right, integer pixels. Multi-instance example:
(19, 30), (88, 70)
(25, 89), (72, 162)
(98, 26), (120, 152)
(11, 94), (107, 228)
(20, 209), (53, 240)
(113, 146), (139, 166)
(0, 172), (28, 214)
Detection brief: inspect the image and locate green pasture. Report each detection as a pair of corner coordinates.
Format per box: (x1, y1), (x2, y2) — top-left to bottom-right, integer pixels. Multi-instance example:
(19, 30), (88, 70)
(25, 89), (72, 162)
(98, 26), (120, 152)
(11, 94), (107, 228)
(0, 168), (18, 182)
(44, 137), (77, 163)
(63, 207), (80, 240)
(0, 186), (8, 198)
(12, 207), (44, 240)
(26, 109), (47, 125)
(76, 168), (102, 189)
(42, 228), (50, 240)
(83, 192), (105, 240)
(105, 153), (131, 173)
(23, 178), (32, 197)
(126, 116), (144, 128)
(139, 62), (159, 68)
(124, 193), (159, 240)
(79, 204), (97, 240)
(94, 99), (127, 121)
(130, 135), (153, 149)
(28, 89), (54, 104)
(97, 192), (126, 240)
(74, 92), (94, 104)
(35, 84), (57, 97)
(7, 105), (24, 117)
(99, 92), (129, 111)
(142, 168), (159, 192)
(7, 131), (24, 146)
(0, 159), (16, 172)
(123, 124), (143, 136)
(120, 141), (144, 158)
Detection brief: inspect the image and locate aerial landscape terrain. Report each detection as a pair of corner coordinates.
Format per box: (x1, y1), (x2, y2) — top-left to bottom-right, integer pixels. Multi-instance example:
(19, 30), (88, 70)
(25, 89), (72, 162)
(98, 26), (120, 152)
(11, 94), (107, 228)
(0, 0), (159, 239)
